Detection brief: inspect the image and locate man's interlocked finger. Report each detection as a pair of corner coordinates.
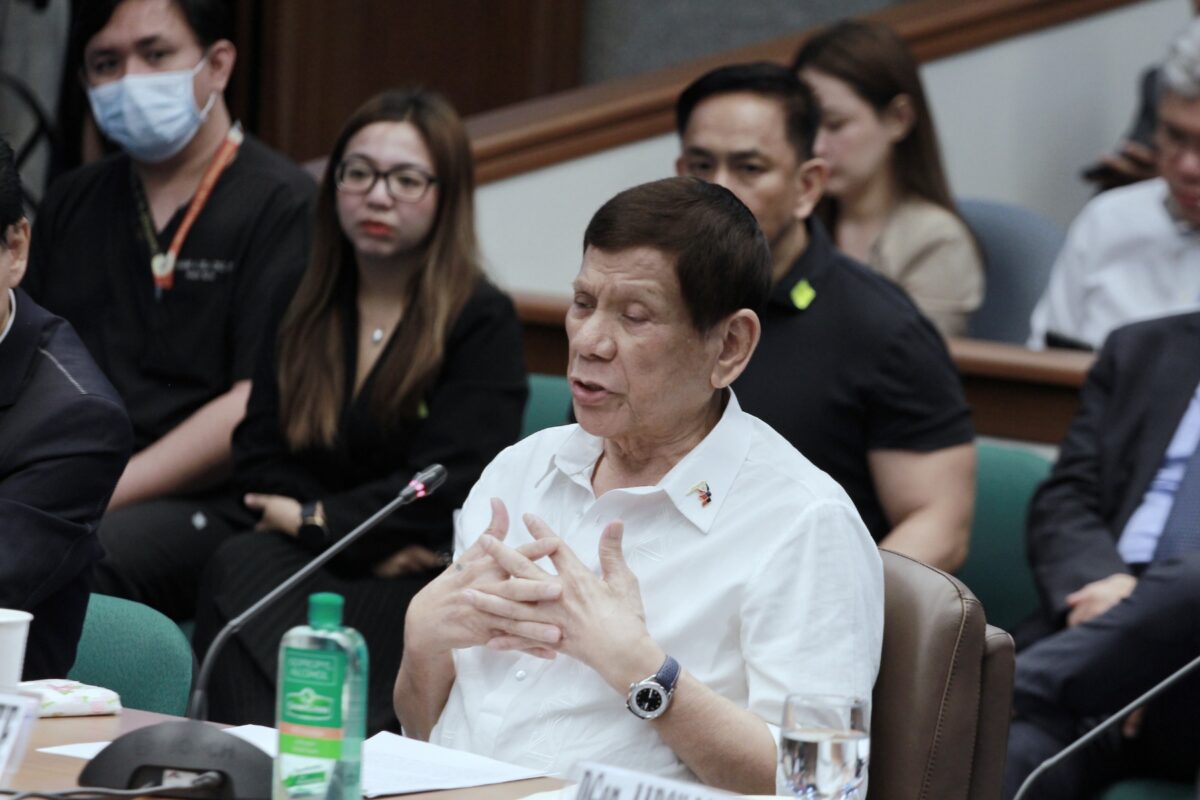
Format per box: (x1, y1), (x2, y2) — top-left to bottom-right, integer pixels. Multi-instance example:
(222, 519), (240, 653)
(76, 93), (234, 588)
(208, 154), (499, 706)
(480, 534), (552, 580)
(477, 577), (562, 603)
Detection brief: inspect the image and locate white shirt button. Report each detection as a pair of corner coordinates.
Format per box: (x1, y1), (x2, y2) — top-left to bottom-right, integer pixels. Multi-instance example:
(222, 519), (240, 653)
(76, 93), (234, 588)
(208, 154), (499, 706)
(514, 670), (527, 681)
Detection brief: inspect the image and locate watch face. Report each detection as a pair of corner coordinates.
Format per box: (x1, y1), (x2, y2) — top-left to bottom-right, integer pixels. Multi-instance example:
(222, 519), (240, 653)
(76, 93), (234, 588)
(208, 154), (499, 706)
(636, 686), (664, 714)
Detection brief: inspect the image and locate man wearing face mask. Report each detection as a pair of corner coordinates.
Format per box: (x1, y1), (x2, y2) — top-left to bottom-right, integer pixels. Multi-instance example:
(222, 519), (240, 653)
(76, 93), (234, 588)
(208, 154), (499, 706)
(24, 0), (315, 622)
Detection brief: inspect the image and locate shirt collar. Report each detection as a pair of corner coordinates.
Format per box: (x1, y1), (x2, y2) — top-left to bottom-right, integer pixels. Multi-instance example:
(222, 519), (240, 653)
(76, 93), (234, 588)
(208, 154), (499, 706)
(768, 218), (835, 312)
(0, 289), (15, 347)
(1162, 189), (1200, 236)
(538, 390), (754, 534)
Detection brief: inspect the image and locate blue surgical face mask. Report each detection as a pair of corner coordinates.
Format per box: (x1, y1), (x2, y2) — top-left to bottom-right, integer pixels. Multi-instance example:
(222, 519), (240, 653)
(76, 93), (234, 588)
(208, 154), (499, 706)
(86, 56), (217, 163)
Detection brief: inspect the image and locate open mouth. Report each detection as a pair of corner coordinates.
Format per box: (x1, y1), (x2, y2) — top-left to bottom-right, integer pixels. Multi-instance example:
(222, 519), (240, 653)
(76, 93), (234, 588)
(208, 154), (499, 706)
(570, 378), (610, 404)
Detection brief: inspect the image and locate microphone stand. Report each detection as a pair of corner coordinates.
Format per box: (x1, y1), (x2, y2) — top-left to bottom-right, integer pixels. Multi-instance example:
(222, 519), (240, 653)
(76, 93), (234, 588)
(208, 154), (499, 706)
(77, 465), (448, 800)
(1012, 649), (1200, 800)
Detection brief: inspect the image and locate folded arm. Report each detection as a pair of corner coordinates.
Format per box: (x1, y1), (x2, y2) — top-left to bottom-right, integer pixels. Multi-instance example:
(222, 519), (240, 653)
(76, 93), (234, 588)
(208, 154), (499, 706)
(0, 391), (131, 608)
(873, 442), (976, 572)
(108, 379), (251, 509)
(1027, 338), (1131, 618)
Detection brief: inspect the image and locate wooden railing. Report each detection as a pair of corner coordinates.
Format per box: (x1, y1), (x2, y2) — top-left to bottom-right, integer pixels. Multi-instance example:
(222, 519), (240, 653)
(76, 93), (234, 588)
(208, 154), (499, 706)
(466, 0), (1142, 184)
(514, 293), (1095, 444)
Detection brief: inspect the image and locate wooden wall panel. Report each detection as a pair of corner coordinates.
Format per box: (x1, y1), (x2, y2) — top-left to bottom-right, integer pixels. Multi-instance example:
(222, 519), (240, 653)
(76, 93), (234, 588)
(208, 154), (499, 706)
(243, 0), (584, 162)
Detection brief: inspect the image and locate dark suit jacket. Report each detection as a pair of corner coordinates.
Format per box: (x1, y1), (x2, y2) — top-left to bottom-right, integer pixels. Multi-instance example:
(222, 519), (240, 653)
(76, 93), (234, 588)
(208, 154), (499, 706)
(1028, 311), (1200, 623)
(0, 288), (132, 678)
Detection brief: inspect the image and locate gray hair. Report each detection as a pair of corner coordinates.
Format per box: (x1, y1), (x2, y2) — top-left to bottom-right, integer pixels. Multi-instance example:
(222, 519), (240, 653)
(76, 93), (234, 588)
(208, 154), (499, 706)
(1162, 18), (1200, 100)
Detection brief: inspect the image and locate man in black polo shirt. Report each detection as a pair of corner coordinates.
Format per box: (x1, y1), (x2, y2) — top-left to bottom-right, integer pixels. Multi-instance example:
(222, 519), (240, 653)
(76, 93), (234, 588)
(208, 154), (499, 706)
(674, 63), (975, 571)
(24, 0), (314, 619)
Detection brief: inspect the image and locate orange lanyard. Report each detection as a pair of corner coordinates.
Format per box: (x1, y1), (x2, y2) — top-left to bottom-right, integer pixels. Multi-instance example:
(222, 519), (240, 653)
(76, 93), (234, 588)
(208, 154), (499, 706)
(136, 122), (244, 295)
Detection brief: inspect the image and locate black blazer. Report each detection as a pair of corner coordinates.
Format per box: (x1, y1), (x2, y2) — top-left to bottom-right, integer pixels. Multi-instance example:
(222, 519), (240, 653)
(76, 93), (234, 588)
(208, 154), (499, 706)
(0, 289), (132, 678)
(1028, 311), (1200, 622)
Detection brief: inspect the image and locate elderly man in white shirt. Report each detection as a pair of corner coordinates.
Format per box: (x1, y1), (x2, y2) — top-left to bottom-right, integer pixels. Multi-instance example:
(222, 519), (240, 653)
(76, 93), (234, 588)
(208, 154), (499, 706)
(394, 177), (884, 794)
(1029, 19), (1200, 351)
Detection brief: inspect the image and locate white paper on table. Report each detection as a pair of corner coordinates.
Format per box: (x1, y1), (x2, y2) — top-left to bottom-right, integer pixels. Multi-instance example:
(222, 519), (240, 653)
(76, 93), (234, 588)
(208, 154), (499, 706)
(362, 731), (547, 797)
(224, 724), (277, 755)
(37, 741), (109, 759)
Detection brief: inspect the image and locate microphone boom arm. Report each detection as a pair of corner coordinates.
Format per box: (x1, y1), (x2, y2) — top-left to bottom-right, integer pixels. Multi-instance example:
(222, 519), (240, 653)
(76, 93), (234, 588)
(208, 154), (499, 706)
(187, 464), (447, 719)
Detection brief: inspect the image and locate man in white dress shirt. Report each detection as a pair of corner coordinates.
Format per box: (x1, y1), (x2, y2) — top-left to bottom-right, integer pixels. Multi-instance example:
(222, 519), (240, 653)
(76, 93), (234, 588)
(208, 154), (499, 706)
(1029, 19), (1200, 350)
(394, 177), (884, 793)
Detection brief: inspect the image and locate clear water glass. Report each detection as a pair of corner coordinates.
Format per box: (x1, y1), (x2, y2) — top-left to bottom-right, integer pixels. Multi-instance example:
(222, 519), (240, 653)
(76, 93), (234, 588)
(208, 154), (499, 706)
(777, 693), (870, 799)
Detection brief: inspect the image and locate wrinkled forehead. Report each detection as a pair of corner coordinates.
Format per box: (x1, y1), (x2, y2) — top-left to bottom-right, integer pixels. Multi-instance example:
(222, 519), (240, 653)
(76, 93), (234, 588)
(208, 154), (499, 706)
(575, 246), (681, 299)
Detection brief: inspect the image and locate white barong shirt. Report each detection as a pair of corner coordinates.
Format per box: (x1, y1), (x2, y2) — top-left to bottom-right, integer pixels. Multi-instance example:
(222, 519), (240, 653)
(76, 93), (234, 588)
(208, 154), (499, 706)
(428, 392), (884, 781)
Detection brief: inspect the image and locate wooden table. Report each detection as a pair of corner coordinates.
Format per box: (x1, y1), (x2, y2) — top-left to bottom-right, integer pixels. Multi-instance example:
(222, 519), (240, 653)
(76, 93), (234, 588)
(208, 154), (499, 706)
(8, 709), (565, 800)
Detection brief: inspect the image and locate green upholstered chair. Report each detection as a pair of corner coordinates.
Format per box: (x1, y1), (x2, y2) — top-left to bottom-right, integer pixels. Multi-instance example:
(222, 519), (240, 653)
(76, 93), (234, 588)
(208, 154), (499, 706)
(68, 593), (195, 715)
(961, 447), (1196, 798)
(522, 373), (572, 439)
(956, 442), (1052, 633)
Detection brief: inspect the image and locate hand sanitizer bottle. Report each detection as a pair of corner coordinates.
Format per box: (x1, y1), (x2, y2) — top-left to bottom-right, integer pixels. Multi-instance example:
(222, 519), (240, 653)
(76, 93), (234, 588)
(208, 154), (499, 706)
(274, 592), (368, 800)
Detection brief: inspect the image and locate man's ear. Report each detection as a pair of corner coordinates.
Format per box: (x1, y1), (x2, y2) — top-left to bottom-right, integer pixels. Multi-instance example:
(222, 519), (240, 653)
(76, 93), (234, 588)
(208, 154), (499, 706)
(709, 309), (762, 389)
(2, 219), (30, 290)
(882, 94), (915, 143)
(205, 39), (237, 93)
(793, 156), (829, 222)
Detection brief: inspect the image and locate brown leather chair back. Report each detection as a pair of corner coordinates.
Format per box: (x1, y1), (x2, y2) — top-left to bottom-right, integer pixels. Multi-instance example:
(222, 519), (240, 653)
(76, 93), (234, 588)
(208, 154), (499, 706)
(869, 550), (1014, 800)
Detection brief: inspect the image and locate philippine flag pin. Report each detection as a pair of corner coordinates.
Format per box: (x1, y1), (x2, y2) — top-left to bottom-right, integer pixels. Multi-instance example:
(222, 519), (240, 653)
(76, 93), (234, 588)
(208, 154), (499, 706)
(688, 480), (713, 507)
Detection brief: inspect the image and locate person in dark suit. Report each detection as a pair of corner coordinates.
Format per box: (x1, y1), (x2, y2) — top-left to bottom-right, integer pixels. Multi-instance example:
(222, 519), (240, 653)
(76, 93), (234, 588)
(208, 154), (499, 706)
(1004, 311), (1200, 798)
(0, 137), (132, 679)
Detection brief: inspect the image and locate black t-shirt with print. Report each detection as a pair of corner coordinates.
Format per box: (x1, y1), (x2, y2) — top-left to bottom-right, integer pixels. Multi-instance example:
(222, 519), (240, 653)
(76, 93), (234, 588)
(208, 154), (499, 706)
(25, 134), (315, 452)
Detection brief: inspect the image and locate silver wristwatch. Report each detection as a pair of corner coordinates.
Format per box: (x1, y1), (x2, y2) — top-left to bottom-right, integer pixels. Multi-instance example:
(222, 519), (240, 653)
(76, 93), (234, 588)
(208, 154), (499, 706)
(626, 655), (681, 720)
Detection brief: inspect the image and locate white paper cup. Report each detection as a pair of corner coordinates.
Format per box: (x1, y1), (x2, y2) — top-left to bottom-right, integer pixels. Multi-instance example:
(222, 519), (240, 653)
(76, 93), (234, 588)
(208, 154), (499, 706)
(0, 609), (33, 688)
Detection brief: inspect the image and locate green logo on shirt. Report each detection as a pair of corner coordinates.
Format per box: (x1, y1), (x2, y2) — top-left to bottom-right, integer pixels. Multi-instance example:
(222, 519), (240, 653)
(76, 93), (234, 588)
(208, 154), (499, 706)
(790, 279), (816, 310)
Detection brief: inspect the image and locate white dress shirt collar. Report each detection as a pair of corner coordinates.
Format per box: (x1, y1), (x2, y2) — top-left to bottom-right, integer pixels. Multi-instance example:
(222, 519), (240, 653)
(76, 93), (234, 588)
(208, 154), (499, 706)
(540, 390), (751, 534)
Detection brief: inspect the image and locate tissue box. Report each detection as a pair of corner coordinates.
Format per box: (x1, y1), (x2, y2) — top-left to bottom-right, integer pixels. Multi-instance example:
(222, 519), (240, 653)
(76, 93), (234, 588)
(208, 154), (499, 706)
(17, 679), (122, 717)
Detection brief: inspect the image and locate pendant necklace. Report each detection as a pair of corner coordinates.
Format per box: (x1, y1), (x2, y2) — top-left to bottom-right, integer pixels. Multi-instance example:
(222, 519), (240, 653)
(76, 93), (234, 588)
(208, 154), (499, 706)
(371, 327), (386, 345)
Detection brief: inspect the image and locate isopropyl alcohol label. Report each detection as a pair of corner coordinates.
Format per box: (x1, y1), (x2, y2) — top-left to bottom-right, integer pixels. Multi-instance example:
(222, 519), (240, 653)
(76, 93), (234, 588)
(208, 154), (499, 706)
(277, 648), (347, 796)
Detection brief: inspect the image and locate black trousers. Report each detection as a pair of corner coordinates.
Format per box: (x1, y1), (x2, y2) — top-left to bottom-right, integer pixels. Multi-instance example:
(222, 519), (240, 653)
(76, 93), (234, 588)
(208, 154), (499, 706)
(192, 530), (437, 735)
(1003, 553), (1200, 799)
(91, 494), (251, 621)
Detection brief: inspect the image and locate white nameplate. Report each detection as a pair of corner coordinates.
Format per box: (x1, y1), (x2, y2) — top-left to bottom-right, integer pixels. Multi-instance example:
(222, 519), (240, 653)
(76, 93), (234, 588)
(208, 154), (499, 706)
(0, 689), (39, 780)
(571, 761), (732, 800)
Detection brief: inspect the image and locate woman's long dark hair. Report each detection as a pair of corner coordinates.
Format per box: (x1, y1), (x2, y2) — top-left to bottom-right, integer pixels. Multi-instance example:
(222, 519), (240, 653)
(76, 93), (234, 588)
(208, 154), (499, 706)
(792, 20), (958, 219)
(276, 88), (481, 449)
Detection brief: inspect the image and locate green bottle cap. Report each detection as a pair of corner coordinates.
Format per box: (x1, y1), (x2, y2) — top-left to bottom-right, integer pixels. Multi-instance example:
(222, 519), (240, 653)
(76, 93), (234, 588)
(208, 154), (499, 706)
(308, 592), (344, 630)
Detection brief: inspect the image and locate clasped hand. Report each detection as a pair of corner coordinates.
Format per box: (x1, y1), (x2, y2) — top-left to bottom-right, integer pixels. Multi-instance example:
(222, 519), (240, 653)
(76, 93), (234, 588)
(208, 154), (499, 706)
(411, 498), (654, 677)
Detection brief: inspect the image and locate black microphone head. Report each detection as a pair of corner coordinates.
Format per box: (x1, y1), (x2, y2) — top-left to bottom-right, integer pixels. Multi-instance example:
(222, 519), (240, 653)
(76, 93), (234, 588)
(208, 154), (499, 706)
(403, 464), (447, 499)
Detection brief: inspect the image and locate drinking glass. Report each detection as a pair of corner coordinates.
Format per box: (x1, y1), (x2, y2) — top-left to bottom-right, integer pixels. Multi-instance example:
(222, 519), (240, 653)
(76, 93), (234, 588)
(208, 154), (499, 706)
(777, 693), (870, 799)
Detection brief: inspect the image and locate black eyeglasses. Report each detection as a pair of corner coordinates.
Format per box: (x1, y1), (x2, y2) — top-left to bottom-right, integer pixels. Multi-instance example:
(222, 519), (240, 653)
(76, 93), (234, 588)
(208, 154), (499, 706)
(335, 157), (438, 202)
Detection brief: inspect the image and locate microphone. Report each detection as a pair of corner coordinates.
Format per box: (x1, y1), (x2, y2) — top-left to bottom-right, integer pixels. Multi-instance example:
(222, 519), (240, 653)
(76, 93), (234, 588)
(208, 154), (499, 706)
(78, 465), (448, 800)
(1012, 648), (1200, 800)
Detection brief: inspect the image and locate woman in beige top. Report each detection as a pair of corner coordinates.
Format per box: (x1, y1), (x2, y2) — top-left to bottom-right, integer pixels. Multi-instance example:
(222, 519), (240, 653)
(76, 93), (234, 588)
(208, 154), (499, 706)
(793, 20), (984, 337)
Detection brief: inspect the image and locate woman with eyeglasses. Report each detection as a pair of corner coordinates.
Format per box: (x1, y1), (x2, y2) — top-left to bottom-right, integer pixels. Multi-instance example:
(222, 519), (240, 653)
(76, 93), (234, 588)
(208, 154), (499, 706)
(190, 89), (527, 732)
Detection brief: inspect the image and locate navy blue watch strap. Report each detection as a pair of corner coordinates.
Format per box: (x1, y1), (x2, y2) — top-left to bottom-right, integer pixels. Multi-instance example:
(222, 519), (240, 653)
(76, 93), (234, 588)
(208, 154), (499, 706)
(656, 655), (680, 692)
